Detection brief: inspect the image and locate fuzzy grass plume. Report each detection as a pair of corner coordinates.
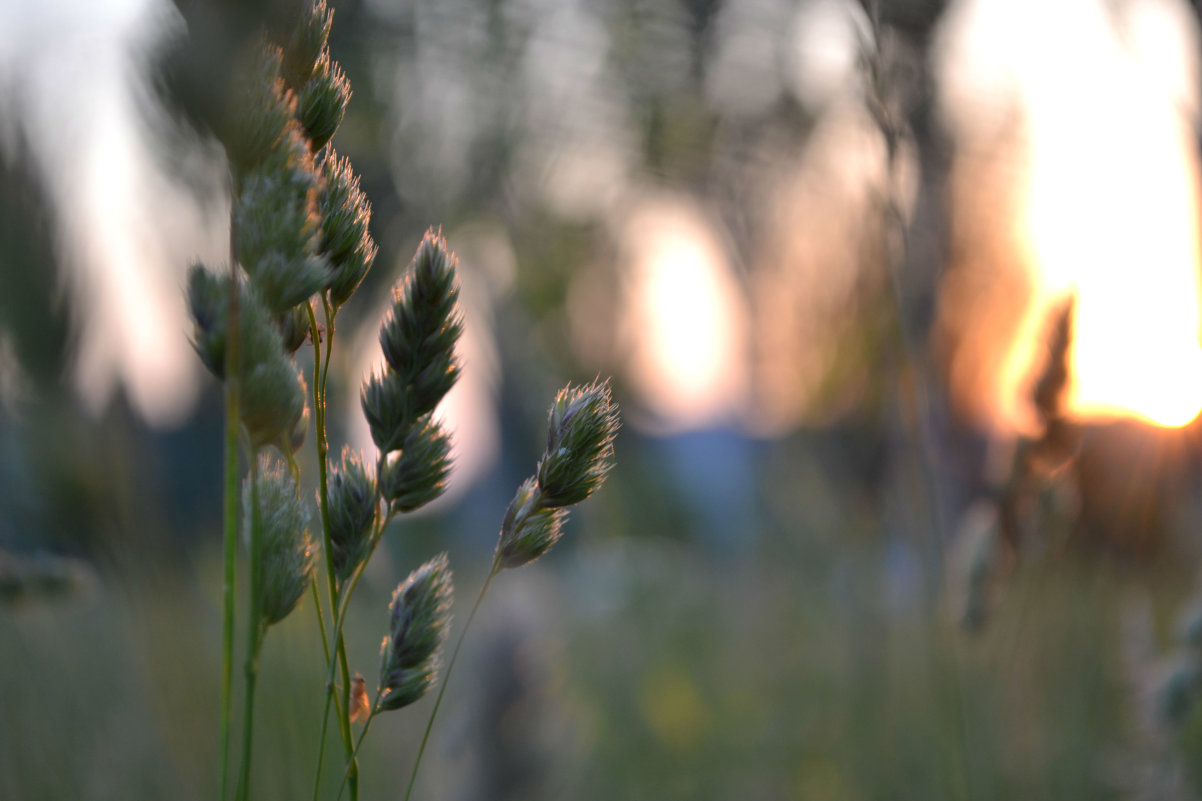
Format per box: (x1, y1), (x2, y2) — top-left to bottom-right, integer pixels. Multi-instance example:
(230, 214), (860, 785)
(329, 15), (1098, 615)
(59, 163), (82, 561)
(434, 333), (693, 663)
(402, 380), (619, 801)
(182, 4), (619, 801)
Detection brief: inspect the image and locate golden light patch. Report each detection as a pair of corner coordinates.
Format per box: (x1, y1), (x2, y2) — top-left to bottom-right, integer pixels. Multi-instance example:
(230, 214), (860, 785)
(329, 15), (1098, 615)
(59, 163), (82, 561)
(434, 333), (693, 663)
(349, 673), (370, 724)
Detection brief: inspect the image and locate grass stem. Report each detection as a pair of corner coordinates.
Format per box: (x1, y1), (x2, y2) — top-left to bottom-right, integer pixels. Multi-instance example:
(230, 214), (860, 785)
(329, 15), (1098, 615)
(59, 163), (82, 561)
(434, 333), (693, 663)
(304, 298), (361, 800)
(218, 210), (241, 801)
(235, 459), (265, 801)
(308, 580), (333, 800)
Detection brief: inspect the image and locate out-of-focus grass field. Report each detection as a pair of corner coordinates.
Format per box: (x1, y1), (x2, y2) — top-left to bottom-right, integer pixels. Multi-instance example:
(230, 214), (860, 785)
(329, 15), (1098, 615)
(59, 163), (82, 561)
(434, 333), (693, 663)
(5, 495), (1202, 800)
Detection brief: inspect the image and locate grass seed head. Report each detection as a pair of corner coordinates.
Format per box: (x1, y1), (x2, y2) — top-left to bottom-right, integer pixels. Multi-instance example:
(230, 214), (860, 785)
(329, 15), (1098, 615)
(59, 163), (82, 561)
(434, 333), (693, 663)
(380, 416), (453, 513)
(536, 380), (620, 508)
(378, 554), (453, 712)
(281, 0), (333, 90)
(296, 53), (350, 151)
(495, 477), (568, 571)
(377, 232), (463, 415)
(361, 367), (417, 453)
(245, 455), (316, 626)
(327, 448), (378, 583)
(318, 150), (377, 307)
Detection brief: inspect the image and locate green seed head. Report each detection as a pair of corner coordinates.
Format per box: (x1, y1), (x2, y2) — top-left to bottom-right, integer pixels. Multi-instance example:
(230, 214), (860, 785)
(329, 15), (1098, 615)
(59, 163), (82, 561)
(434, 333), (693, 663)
(536, 380), (620, 508)
(275, 304), (310, 354)
(380, 416), (453, 513)
(327, 448), (378, 583)
(318, 149), (376, 307)
(282, 0), (333, 90)
(377, 663), (438, 713)
(228, 47), (297, 181)
(493, 382), (619, 571)
(377, 232), (462, 414)
(361, 367), (417, 454)
(296, 54), (350, 151)
(244, 455), (316, 626)
(242, 360), (307, 450)
(378, 554), (453, 712)
(234, 155), (329, 312)
(494, 477), (567, 571)
(186, 263), (230, 378)
(187, 274), (307, 447)
(359, 231), (463, 457)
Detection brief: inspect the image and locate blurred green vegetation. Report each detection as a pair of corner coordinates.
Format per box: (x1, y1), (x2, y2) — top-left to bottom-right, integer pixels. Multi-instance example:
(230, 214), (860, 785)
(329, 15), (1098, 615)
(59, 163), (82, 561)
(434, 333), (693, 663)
(5, 531), (1200, 800)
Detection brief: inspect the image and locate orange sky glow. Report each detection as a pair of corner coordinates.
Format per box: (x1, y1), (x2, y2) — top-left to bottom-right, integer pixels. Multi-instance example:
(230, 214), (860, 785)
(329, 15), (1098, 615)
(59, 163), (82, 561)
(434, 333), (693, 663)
(939, 0), (1202, 432)
(1018, 0), (1202, 429)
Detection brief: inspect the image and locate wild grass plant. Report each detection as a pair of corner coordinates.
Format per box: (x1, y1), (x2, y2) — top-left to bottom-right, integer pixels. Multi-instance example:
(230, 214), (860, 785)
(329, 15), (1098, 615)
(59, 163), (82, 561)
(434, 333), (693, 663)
(182, 3), (619, 799)
(8, 2), (1202, 799)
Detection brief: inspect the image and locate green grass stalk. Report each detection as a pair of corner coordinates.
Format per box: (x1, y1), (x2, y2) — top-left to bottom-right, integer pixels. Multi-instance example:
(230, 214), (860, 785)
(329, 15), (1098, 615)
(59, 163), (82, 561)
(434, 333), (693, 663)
(308, 577), (335, 800)
(308, 494), (403, 801)
(339, 635), (359, 801)
(235, 459), (265, 801)
(305, 299), (362, 801)
(219, 219), (242, 801)
(305, 301), (339, 651)
(310, 591), (351, 801)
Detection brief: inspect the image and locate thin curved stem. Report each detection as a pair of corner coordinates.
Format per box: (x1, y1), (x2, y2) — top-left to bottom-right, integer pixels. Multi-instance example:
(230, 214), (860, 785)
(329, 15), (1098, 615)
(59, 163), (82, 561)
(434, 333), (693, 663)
(318, 298), (361, 801)
(312, 448), (396, 801)
(312, 502), (395, 800)
(306, 298), (337, 801)
(305, 298), (362, 800)
(306, 301), (337, 613)
(308, 577), (335, 800)
(218, 209), (241, 801)
(310, 579), (332, 664)
(403, 564), (498, 801)
(321, 295), (336, 408)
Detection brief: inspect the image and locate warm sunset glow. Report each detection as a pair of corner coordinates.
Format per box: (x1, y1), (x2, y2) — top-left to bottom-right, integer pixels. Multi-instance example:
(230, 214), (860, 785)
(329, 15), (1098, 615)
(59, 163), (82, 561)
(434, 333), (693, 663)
(1019, 0), (1202, 429)
(938, 0), (1202, 432)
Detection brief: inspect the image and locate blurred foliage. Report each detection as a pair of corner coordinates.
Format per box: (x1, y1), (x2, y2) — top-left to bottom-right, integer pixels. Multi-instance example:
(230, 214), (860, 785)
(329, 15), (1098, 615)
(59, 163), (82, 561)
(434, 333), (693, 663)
(3, 537), (1186, 801)
(0, 145), (74, 390)
(0, 141), (181, 564)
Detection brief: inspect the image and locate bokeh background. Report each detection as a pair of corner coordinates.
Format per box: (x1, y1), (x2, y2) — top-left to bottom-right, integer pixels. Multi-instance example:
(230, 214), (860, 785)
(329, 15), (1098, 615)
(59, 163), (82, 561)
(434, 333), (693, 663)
(5, 0), (1202, 798)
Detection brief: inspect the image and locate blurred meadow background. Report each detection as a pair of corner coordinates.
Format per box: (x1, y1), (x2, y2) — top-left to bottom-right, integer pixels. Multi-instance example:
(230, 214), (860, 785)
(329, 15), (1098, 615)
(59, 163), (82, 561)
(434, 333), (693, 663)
(6, 0), (1202, 799)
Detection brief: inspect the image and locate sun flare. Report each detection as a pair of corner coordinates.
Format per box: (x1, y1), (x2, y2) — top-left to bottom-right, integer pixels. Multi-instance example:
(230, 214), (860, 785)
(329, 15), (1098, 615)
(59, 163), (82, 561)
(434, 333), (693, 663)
(1019, 0), (1202, 429)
